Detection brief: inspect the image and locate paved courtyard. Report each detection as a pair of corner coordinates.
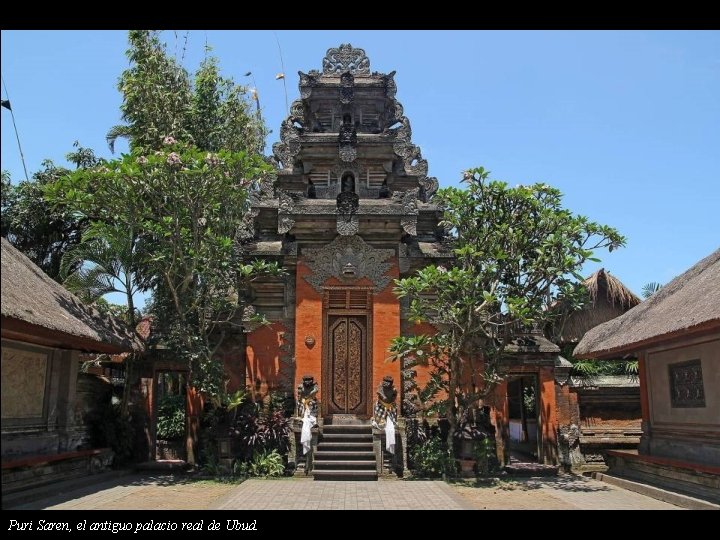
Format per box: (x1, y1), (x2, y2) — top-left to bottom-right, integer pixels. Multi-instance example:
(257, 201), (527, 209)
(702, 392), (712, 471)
(10, 474), (680, 510)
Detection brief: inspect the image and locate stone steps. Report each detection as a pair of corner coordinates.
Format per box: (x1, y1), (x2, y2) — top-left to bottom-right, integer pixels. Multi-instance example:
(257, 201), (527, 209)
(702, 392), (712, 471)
(313, 423), (377, 481)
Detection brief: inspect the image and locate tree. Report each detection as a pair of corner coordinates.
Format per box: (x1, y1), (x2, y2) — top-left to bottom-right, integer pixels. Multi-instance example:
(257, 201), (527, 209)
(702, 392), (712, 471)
(60, 222), (148, 327)
(1, 146), (97, 280)
(47, 31), (276, 464)
(107, 31), (266, 155)
(389, 167), (625, 457)
(47, 141), (282, 463)
(1, 170), (12, 238)
(641, 282), (662, 299)
(106, 30), (192, 153)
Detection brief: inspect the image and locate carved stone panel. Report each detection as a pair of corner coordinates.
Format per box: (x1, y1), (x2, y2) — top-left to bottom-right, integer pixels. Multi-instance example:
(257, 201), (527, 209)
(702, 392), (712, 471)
(669, 359), (705, 408)
(303, 235), (394, 293)
(323, 44), (370, 75)
(337, 214), (359, 236)
(1, 346), (48, 419)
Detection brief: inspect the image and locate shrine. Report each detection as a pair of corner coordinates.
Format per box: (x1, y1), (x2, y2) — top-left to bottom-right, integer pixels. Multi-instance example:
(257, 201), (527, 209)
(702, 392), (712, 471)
(234, 44), (448, 478)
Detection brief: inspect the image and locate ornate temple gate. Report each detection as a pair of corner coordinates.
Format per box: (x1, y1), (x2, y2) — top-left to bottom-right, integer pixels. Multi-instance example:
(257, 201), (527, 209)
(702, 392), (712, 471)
(322, 288), (372, 417)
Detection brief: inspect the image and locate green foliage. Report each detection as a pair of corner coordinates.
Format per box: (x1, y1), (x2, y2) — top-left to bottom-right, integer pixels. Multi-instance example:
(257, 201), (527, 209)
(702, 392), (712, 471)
(46, 141), (284, 397)
(523, 386), (536, 416)
(390, 167), (626, 450)
(642, 281), (663, 299)
(231, 409), (290, 460)
(99, 404), (135, 464)
(473, 436), (498, 476)
(247, 449), (285, 477)
(1, 170), (12, 238)
(59, 222), (148, 326)
(1, 155), (93, 280)
(108, 31), (266, 155)
(411, 436), (456, 478)
(156, 394), (186, 440)
(562, 345), (639, 381)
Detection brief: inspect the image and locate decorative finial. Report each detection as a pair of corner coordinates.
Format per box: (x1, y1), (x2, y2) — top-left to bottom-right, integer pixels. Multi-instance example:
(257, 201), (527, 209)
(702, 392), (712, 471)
(323, 44), (370, 74)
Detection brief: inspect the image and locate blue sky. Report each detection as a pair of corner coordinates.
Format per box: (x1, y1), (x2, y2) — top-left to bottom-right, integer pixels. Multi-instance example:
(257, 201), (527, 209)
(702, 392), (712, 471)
(2, 30), (719, 306)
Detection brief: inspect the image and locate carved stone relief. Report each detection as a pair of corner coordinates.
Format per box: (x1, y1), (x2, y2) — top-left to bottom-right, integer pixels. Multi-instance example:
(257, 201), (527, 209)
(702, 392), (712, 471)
(323, 44), (370, 75)
(401, 189), (419, 236)
(277, 191), (297, 234)
(303, 235), (394, 293)
(337, 214), (359, 236)
(340, 71), (354, 104)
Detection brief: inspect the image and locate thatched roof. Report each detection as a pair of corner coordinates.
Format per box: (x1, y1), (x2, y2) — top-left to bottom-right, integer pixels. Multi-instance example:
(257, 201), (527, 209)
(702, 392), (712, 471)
(554, 269), (640, 344)
(574, 249), (720, 359)
(1, 238), (140, 353)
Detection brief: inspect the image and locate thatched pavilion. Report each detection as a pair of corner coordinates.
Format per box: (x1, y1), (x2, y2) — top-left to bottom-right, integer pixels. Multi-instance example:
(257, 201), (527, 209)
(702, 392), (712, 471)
(575, 249), (720, 502)
(1, 238), (139, 496)
(552, 268), (640, 346)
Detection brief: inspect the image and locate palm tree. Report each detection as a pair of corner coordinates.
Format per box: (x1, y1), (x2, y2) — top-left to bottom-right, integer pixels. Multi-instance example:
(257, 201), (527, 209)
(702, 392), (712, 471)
(60, 223), (147, 327)
(641, 282), (663, 299)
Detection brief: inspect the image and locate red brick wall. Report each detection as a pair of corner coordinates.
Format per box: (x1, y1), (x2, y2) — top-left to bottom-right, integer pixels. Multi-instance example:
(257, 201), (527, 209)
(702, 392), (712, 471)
(294, 260), (324, 395)
(292, 257), (401, 416)
(245, 322), (287, 399)
(370, 260), (401, 400)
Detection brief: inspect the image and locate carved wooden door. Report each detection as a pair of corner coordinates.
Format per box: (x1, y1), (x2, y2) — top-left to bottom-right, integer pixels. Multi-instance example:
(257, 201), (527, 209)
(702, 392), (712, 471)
(326, 315), (368, 415)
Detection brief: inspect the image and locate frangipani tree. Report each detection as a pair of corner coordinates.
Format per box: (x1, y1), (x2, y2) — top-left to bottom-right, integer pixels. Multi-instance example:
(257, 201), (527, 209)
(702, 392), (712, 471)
(389, 167), (625, 454)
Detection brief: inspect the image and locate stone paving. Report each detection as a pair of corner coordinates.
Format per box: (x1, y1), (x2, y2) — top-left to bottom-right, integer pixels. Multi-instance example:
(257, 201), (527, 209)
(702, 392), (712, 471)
(214, 479), (472, 510)
(10, 474), (681, 510)
(11, 474), (236, 510)
(451, 476), (680, 510)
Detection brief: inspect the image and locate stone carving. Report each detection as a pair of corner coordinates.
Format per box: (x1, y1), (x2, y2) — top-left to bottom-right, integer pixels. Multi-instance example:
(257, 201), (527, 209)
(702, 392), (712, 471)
(401, 216), (417, 236)
(331, 161), (362, 183)
(392, 116), (412, 143)
(241, 305), (262, 333)
(339, 145), (357, 163)
(278, 216), (295, 235)
(290, 99), (306, 123)
(340, 71), (354, 104)
(272, 141), (292, 170)
(277, 191), (297, 234)
(381, 70), (397, 98)
(303, 235), (394, 293)
(296, 375), (319, 418)
(336, 190), (360, 216)
(669, 359), (705, 408)
(298, 72), (318, 100)
(372, 375), (398, 429)
(339, 113), (357, 163)
(278, 191), (296, 214)
(419, 176), (439, 201)
(558, 424), (583, 467)
(237, 208), (259, 241)
(398, 243), (410, 273)
(337, 214), (359, 236)
(273, 117), (302, 170)
(406, 158), (429, 178)
(323, 44), (370, 75)
(401, 189), (419, 236)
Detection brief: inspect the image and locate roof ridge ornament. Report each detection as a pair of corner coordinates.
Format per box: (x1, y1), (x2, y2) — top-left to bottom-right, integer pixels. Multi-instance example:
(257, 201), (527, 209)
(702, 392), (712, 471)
(323, 44), (370, 75)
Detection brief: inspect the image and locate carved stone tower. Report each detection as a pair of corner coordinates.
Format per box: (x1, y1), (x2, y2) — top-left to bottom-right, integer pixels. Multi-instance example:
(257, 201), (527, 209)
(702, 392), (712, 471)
(242, 44), (450, 419)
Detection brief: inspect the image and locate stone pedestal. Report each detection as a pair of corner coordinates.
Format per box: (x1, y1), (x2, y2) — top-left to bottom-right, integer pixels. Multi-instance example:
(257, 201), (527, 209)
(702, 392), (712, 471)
(290, 418), (319, 476)
(372, 418), (407, 477)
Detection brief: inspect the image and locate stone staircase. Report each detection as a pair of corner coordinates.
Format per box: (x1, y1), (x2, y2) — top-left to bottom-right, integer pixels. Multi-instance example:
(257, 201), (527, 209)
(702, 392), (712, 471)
(313, 424), (377, 481)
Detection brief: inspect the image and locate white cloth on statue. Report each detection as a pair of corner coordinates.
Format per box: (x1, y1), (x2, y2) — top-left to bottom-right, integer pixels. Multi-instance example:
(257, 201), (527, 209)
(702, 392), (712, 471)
(301, 408), (316, 455)
(385, 416), (396, 454)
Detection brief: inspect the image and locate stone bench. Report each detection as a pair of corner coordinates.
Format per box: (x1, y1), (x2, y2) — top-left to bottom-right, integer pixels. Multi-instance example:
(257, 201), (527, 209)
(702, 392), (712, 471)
(1, 448), (114, 495)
